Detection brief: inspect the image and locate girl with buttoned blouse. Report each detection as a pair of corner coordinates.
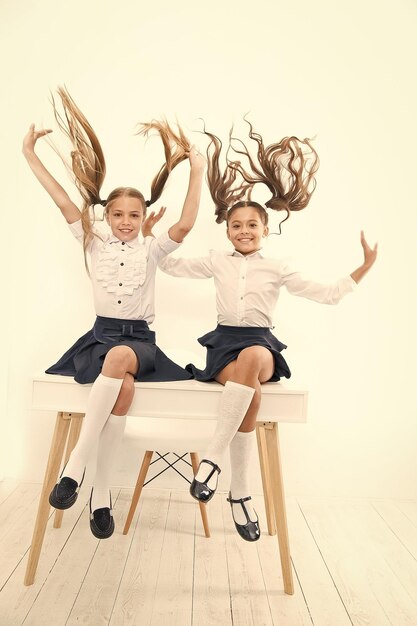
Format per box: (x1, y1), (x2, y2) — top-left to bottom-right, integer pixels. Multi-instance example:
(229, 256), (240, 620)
(147, 123), (377, 542)
(23, 87), (205, 539)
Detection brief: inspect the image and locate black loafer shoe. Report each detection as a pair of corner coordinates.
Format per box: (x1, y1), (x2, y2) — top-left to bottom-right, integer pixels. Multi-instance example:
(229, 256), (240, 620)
(89, 489), (115, 539)
(49, 468), (85, 510)
(227, 492), (261, 542)
(189, 459), (221, 503)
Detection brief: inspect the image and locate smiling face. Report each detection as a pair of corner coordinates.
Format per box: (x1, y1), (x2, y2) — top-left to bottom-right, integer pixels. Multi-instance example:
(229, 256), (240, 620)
(105, 195), (145, 242)
(226, 206), (269, 255)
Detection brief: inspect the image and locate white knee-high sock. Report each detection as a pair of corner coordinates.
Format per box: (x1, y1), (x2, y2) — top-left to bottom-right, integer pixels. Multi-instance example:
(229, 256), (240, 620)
(64, 374), (123, 484)
(195, 381), (255, 486)
(91, 413), (127, 511)
(229, 429), (257, 524)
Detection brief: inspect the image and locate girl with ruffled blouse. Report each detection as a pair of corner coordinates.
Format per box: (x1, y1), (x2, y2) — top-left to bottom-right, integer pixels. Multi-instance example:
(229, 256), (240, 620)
(23, 88), (205, 539)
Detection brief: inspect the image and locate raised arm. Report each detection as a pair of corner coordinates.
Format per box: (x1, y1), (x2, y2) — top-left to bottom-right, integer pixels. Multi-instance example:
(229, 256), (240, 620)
(350, 231), (378, 283)
(22, 124), (81, 224)
(282, 231), (377, 304)
(167, 146), (206, 243)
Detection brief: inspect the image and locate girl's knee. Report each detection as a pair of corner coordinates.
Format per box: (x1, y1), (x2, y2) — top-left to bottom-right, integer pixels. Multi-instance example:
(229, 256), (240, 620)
(103, 346), (138, 376)
(236, 346), (270, 373)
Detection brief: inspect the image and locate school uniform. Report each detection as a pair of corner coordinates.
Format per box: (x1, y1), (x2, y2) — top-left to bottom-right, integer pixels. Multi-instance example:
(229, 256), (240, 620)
(159, 249), (356, 381)
(46, 219), (192, 383)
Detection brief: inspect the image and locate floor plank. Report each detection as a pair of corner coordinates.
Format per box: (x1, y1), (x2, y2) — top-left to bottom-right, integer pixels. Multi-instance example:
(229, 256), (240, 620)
(396, 500), (417, 528)
(256, 500), (313, 626)
(221, 494), (272, 626)
(289, 497), (353, 625)
(0, 478), (19, 505)
(150, 491), (195, 625)
(0, 483), (42, 590)
(109, 489), (171, 625)
(22, 493), (104, 626)
(0, 492), (88, 625)
(299, 497), (417, 626)
(66, 488), (141, 626)
(192, 495), (233, 626)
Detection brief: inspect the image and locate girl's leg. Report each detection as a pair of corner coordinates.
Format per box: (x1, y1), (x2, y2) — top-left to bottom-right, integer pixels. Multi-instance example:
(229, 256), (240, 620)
(50, 347), (138, 508)
(90, 373), (135, 512)
(192, 380), (255, 494)
(193, 347), (273, 498)
(217, 347), (274, 527)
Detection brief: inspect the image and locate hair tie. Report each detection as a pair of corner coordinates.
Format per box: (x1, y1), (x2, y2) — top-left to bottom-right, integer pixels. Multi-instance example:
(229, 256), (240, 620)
(145, 200), (151, 207)
(93, 198), (107, 207)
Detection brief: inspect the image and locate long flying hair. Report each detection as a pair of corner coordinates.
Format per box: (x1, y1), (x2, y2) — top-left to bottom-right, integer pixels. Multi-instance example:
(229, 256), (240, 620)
(50, 87), (190, 271)
(204, 127), (252, 223)
(204, 119), (319, 230)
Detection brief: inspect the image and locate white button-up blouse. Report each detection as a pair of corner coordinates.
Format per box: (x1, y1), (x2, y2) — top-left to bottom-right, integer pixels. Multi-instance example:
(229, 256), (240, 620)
(159, 249), (356, 328)
(69, 219), (181, 322)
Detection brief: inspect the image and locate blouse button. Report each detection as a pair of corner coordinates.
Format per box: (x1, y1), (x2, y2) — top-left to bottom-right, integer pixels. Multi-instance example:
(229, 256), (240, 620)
(122, 242), (125, 245)
(120, 262), (124, 266)
(119, 283), (123, 286)
(118, 300), (121, 304)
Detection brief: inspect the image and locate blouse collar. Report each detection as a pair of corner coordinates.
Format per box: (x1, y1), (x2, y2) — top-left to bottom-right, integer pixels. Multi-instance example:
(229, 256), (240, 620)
(108, 235), (141, 249)
(231, 249), (264, 259)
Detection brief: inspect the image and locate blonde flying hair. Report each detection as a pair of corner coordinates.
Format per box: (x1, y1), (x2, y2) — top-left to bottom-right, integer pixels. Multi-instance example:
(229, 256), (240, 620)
(204, 119), (319, 230)
(50, 87), (190, 271)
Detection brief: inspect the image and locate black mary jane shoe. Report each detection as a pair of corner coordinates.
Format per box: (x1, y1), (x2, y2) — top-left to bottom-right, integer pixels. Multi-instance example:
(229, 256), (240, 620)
(89, 489), (115, 539)
(49, 467), (86, 510)
(227, 492), (261, 542)
(189, 459), (221, 503)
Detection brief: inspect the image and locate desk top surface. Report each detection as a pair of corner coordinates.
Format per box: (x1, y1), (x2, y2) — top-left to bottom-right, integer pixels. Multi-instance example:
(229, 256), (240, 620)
(33, 374), (308, 395)
(32, 374), (308, 422)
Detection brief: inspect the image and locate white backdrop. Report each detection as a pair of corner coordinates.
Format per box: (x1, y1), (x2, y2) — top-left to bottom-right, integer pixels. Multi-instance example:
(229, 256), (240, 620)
(1, 0), (416, 498)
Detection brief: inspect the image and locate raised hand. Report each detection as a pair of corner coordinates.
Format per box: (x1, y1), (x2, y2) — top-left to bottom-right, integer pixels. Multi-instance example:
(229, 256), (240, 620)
(359, 230), (378, 269)
(167, 145), (205, 243)
(350, 230), (378, 283)
(22, 123), (52, 155)
(22, 123), (81, 222)
(188, 145), (206, 171)
(142, 206), (167, 238)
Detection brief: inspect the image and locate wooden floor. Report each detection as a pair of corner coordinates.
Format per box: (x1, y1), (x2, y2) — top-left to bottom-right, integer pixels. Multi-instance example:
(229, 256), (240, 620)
(1, 481), (417, 625)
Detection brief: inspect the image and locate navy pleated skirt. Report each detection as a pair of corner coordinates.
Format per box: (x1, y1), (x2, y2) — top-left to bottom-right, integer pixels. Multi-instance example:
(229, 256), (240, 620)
(186, 324), (291, 382)
(46, 315), (192, 384)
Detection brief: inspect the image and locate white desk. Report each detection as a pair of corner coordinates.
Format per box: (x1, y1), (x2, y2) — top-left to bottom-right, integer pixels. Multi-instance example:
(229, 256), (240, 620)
(25, 375), (308, 594)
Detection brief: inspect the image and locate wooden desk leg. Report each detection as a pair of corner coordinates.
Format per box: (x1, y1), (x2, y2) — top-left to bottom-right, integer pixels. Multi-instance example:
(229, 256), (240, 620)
(54, 413), (84, 529)
(256, 423), (276, 536)
(190, 452), (210, 538)
(24, 412), (71, 586)
(123, 450), (153, 535)
(262, 421), (294, 595)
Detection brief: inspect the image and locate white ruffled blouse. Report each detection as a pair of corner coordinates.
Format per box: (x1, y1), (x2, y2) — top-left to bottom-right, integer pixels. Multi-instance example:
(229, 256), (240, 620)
(68, 219), (180, 322)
